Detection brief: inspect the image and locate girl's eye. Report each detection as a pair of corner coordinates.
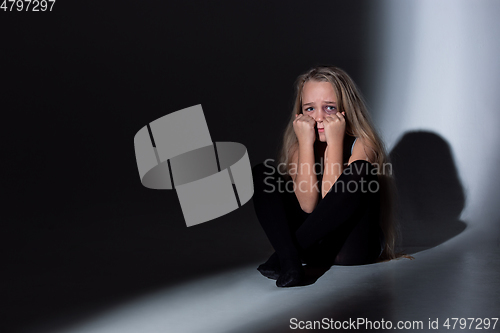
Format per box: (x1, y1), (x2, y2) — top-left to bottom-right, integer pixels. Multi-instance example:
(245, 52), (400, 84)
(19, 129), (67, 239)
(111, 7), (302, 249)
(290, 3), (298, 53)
(305, 107), (314, 112)
(325, 106), (337, 113)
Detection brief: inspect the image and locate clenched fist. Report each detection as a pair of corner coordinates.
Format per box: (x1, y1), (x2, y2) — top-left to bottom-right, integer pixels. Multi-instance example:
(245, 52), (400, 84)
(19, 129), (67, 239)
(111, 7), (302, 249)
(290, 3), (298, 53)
(293, 113), (316, 146)
(323, 111), (346, 145)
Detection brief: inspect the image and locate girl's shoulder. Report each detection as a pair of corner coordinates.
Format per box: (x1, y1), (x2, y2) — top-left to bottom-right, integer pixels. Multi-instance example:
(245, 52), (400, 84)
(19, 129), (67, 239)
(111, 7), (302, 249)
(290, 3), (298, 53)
(348, 136), (378, 164)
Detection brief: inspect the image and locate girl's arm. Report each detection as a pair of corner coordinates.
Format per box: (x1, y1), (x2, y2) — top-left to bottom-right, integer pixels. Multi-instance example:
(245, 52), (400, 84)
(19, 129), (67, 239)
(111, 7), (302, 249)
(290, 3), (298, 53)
(322, 138), (344, 198)
(321, 111), (346, 198)
(289, 142), (319, 213)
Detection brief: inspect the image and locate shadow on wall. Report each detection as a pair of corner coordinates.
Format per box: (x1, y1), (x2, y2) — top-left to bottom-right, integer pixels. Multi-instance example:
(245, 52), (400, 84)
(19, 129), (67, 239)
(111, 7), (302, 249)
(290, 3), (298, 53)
(389, 131), (467, 254)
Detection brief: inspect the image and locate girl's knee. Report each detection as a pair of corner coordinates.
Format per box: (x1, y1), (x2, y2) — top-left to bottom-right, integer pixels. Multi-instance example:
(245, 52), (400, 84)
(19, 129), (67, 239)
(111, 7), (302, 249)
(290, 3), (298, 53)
(252, 163), (266, 184)
(345, 160), (377, 178)
(252, 162), (266, 176)
(252, 162), (279, 180)
(335, 160), (379, 193)
(252, 162), (283, 191)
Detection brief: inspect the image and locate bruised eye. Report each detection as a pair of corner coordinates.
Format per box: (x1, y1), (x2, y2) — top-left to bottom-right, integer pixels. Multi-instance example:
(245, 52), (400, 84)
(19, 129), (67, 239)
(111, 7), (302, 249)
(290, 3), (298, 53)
(325, 105), (337, 113)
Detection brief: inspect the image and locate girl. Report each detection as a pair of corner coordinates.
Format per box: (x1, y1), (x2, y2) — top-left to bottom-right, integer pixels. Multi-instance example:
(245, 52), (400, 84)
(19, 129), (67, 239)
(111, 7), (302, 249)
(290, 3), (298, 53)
(252, 66), (397, 287)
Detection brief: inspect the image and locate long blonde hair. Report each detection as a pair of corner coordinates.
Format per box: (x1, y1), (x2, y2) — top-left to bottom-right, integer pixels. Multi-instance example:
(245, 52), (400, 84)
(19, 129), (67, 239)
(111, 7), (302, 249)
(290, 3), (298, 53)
(275, 65), (398, 260)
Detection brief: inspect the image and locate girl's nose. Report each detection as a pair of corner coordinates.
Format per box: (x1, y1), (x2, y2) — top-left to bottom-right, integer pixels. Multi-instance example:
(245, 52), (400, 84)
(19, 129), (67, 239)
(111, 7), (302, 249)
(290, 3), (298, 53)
(314, 110), (324, 122)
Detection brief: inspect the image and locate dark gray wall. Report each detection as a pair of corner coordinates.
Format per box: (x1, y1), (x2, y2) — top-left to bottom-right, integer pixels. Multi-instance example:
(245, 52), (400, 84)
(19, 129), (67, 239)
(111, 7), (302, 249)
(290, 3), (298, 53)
(1, 1), (378, 331)
(1, 0), (374, 229)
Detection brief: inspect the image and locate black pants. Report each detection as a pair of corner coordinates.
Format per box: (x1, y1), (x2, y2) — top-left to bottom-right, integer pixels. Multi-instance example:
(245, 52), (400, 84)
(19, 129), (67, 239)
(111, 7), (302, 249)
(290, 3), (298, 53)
(252, 160), (384, 266)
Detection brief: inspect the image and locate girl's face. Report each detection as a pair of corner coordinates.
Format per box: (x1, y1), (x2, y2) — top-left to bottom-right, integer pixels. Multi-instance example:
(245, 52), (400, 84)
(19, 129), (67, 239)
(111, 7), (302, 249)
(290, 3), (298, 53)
(301, 80), (339, 142)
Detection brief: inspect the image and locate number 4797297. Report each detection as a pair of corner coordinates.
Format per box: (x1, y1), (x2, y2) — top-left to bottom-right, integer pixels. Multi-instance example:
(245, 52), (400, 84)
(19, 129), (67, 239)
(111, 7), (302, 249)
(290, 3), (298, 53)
(1, 0), (56, 11)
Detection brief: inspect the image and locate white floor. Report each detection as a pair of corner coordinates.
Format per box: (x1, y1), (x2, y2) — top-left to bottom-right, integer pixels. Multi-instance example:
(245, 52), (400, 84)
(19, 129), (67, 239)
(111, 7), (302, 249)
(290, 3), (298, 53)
(31, 213), (499, 333)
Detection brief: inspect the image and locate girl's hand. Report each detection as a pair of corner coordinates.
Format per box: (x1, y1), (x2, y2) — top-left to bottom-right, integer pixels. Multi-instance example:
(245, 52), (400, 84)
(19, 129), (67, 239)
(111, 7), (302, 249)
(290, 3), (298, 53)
(293, 113), (316, 146)
(323, 111), (346, 146)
